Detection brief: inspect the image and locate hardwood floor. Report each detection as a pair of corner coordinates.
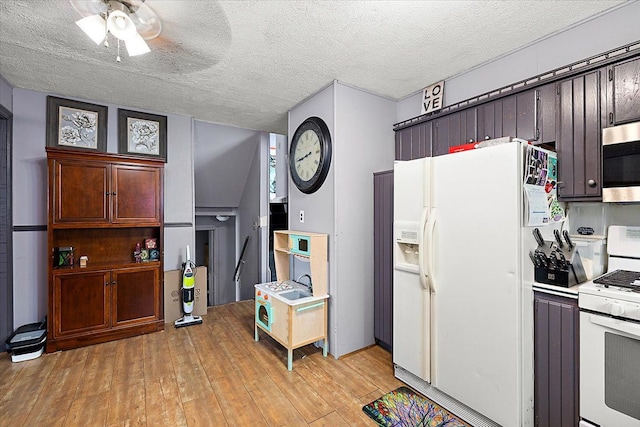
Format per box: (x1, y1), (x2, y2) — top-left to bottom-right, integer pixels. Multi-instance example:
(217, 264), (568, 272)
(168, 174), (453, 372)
(0, 300), (403, 426)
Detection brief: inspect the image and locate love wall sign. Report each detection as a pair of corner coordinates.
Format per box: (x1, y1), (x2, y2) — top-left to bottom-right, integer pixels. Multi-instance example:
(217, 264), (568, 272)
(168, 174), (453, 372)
(420, 80), (445, 115)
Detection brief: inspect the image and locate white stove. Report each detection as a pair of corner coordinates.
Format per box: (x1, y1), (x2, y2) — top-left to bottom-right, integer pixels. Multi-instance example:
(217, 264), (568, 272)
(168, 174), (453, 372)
(578, 225), (640, 427)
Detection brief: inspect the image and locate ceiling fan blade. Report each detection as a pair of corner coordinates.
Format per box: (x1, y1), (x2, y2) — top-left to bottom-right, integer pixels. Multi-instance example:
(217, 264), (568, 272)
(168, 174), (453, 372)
(76, 14), (107, 44)
(128, 2), (161, 39)
(125, 32), (150, 56)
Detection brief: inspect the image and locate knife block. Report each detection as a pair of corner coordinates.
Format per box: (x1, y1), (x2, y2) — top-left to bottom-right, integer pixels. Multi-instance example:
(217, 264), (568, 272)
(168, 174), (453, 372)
(534, 240), (588, 287)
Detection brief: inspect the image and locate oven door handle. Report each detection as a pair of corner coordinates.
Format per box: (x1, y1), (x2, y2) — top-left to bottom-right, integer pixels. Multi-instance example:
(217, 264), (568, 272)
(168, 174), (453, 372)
(588, 314), (640, 338)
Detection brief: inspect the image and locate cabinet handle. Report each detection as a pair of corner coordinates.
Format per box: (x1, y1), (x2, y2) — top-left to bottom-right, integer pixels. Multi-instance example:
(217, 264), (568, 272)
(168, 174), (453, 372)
(112, 192), (116, 196)
(484, 135), (491, 140)
(609, 112), (613, 125)
(105, 282), (110, 286)
(588, 179), (596, 188)
(468, 139), (474, 143)
(533, 89), (539, 141)
(296, 302), (325, 312)
(106, 192), (110, 195)
(111, 281), (116, 285)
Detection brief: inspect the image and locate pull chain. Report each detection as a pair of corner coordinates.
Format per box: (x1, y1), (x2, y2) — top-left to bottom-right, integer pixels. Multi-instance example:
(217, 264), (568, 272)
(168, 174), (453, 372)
(116, 39), (121, 63)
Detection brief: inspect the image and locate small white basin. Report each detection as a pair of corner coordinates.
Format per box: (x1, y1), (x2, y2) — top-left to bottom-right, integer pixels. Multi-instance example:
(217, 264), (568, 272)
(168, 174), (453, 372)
(279, 289), (312, 300)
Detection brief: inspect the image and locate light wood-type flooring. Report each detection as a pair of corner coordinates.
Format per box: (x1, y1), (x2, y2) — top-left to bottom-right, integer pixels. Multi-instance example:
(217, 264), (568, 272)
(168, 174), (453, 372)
(0, 300), (403, 426)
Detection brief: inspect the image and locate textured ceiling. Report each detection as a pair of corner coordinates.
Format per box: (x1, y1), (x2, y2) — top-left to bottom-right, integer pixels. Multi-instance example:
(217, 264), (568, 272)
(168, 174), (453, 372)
(0, 0), (627, 134)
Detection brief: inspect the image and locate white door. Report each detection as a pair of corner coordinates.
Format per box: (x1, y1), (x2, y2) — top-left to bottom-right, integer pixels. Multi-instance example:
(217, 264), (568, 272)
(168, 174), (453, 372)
(430, 143), (523, 426)
(393, 158), (431, 382)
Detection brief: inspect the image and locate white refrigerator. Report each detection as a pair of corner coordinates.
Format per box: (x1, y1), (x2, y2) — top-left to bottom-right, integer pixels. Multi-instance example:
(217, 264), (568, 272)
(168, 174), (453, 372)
(393, 141), (546, 427)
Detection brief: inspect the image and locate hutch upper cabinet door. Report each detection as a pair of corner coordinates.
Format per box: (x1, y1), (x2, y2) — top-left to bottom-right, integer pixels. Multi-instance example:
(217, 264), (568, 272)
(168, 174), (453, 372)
(111, 164), (161, 224)
(53, 160), (110, 224)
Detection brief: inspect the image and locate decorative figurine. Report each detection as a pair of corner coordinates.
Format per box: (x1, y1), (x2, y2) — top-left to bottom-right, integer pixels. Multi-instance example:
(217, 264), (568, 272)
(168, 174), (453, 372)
(134, 242), (142, 263)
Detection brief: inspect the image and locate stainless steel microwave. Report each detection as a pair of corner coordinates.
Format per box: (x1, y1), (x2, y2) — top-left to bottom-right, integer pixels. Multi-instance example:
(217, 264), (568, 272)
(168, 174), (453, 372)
(602, 121), (640, 202)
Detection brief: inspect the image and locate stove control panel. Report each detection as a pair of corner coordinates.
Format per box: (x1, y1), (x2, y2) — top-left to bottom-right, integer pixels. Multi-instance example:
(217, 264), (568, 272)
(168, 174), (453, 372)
(579, 292), (640, 322)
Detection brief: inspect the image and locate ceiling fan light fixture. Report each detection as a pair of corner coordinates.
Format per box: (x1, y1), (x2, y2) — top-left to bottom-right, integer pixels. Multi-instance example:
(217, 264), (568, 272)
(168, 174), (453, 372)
(125, 32), (150, 56)
(106, 9), (137, 41)
(71, 0), (160, 62)
(76, 14), (107, 45)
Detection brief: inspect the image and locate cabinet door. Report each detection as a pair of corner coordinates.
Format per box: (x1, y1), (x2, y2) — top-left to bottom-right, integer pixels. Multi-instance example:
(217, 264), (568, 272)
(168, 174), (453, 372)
(373, 170), (393, 350)
(111, 266), (160, 327)
(53, 270), (110, 337)
(53, 160), (109, 224)
(557, 71), (602, 200)
(501, 90), (537, 141)
(534, 292), (579, 427)
(395, 127), (413, 160)
(395, 122), (432, 160)
(607, 57), (640, 126)
(269, 297), (289, 345)
(537, 83), (557, 146)
(111, 164), (162, 224)
(432, 115), (450, 156)
(477, 99), (504, 141)
(446, 110), (478, 147)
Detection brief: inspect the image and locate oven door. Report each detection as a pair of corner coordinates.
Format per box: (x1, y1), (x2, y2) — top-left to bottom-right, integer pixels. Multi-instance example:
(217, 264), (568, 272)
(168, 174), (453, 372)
(602, 122), (640, 202)
(580, 312), (640, 426)
(255, 297), (272, 332)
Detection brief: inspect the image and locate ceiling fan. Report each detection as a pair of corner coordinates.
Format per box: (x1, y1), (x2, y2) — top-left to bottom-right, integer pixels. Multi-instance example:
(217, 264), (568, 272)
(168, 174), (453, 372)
(70, 0), (161, 62)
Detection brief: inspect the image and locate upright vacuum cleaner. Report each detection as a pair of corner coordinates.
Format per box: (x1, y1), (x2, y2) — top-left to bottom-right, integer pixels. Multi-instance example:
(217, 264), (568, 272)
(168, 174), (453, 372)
(174, 245), (203, 328)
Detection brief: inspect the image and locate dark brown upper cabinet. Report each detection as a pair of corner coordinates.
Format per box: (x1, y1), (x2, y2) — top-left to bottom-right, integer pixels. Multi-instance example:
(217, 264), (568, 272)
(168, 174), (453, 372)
(557, 70), (602, 201)
(395, 121), (433, 160)
(606, 56), (640, 126)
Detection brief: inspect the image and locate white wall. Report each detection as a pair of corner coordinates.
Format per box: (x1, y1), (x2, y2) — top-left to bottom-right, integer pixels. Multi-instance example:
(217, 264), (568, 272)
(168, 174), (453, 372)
(11, 88), (195, 326)
(397, 1), (640, 122)
(288, 81), (395, 358)
(273, 133), (288, 199)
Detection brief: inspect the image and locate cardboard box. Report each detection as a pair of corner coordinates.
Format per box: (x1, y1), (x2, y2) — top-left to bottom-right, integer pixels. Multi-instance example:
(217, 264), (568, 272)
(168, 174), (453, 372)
(164, 266), (207, 323)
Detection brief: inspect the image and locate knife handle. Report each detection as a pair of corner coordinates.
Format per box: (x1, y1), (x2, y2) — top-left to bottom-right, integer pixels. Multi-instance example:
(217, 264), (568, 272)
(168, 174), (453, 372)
(533, 228), (545, 247)
(563, 230), (573, 249)
(554, 229), (564, 248)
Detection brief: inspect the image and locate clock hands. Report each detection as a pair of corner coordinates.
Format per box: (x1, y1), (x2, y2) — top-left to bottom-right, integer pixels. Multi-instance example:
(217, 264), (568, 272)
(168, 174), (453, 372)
(296, 151), (313, 163)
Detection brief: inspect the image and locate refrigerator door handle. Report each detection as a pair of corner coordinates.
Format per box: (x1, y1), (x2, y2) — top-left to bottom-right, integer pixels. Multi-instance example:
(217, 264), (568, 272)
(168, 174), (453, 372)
(426, 208), (437, 293)
(418, 206), (429, 291)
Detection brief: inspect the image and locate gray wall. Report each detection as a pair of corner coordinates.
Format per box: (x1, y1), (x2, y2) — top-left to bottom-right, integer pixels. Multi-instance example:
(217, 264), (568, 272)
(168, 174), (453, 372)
(0, 76), (12, 112)
(194, 121), (261, 208)
(334, 83), (395, 356)
(237, 132), (266, 300)
(397, 1), (640, 123)
(11, 88), (194, 327)
(193, 120), (269, 302)
(288, 81), (395, 358)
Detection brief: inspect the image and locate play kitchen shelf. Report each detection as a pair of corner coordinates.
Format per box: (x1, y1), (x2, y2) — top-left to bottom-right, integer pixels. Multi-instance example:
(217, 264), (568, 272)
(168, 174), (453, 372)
(255, 231), (328, 370)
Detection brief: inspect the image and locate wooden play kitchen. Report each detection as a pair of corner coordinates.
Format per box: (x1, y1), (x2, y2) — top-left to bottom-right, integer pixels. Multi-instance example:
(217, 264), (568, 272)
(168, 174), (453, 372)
(255, 230), (328, 370)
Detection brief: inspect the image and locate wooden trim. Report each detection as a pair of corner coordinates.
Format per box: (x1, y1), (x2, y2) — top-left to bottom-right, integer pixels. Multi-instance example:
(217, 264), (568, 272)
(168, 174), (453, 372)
(13, 225), (47, 232)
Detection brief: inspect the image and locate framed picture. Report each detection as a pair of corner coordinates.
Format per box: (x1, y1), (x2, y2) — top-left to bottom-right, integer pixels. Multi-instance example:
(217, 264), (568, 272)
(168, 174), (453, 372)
(46, 96), (107, 151)
(118, 109), (167, 162)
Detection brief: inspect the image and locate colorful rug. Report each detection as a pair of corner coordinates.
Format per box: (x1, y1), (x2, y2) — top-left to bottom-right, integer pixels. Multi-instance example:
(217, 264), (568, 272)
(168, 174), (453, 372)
(362, 386), (471, 427)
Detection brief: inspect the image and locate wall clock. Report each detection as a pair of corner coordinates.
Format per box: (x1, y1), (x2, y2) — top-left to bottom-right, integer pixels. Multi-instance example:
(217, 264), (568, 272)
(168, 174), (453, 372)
(289, 116), (332, 194)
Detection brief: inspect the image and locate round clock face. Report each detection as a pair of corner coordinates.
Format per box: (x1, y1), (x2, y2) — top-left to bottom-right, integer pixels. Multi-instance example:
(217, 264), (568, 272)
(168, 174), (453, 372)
(289, 117), (332, 194)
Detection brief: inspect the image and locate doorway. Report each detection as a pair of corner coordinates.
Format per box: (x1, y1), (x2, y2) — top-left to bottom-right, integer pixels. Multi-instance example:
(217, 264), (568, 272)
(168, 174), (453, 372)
(195, 215), (237, 306)
(0, 104), (13, 342)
